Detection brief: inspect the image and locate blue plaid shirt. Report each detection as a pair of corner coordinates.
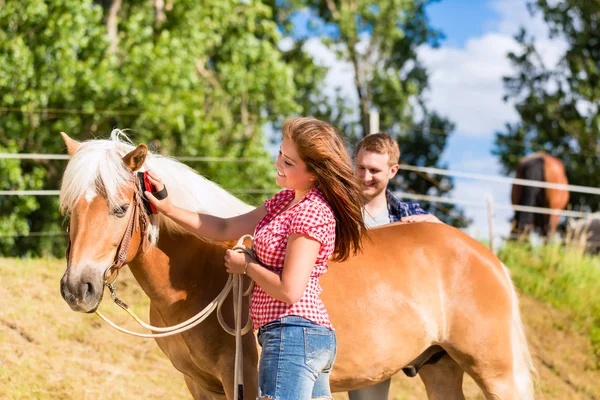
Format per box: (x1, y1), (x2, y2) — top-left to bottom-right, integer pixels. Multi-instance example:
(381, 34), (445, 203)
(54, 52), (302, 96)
(386, 189), (428, 222)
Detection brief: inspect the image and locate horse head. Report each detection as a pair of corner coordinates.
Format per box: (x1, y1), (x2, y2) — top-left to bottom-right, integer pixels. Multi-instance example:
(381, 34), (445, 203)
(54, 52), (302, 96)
(59, 131), (150, 313)
(58, 129), (254, 313)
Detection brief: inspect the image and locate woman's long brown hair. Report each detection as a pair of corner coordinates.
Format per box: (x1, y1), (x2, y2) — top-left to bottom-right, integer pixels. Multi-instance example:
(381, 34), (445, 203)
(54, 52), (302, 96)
(282, 117), (367, 261)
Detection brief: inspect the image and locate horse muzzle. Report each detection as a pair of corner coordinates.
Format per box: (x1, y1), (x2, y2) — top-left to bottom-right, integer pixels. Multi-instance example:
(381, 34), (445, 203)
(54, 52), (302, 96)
(60, 267), (104, 313)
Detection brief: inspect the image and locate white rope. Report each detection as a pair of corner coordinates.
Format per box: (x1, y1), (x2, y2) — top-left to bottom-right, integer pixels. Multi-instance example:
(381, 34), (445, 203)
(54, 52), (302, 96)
(95, 234), (254, 400)
(0, 190), (60, 196)
(392, 191), (600, 219)
(4, 152), (600, 195)
(0, 231), (68, 238)
(398, 164), (600, 196)
(0, 153), (265, 162)
(0, 189), (273, 196)
(96, 235), (254, 338)
(0, 153), (70, 160)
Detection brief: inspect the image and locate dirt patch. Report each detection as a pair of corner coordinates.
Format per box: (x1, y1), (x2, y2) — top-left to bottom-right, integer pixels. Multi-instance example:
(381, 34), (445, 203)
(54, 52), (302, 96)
(520, 294), (599, 400)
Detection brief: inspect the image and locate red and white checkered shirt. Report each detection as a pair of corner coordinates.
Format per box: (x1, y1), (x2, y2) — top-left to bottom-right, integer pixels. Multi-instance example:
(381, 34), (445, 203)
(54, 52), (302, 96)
(250, 188), (336, 330)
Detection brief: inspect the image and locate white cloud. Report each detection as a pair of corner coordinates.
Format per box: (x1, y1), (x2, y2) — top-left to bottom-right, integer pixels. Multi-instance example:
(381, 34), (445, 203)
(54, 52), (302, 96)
(296, 0), (567, 140)
(419, 0), (567, 138)
(303, 38), (358, 106)
(418, 32), (521, 137)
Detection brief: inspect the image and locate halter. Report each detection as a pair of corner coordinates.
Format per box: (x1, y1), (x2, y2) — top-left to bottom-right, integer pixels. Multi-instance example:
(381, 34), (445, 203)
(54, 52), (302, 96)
(65, 174), (151, 286)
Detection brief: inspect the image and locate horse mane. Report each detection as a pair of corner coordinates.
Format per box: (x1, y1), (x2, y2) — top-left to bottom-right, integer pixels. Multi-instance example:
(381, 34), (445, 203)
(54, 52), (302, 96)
(59, 129), (255, 243)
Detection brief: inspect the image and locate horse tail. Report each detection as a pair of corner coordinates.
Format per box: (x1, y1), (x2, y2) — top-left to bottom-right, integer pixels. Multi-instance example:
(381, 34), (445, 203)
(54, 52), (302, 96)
(501, 263), (537, 399)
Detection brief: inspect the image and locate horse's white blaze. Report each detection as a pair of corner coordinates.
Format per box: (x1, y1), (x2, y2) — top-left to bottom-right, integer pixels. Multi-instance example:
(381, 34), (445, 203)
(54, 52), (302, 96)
(84, 188), (96, 202)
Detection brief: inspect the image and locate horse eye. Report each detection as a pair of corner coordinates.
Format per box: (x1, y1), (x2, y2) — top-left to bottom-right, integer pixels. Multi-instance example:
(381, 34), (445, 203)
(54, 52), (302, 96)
(112, 204), (129, 217)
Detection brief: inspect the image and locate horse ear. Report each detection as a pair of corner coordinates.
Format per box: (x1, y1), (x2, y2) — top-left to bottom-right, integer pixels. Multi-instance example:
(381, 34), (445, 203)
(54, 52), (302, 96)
(122, 144), (148, 172)
(60, 132), (81, 155)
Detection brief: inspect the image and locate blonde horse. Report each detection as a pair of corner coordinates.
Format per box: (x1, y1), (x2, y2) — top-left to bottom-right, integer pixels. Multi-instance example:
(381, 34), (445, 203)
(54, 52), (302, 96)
(59, 130), (535, 400)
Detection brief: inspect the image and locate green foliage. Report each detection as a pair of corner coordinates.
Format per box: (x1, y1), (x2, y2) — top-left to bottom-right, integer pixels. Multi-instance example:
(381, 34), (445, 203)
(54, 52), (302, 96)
(494, 0), (600, 211)
(0, 0), (299, 256)
(0, 0), (110, 257)
(1, 0), (474, 256)
(498, 241), (600, 366)
(270, 0), (468, 226)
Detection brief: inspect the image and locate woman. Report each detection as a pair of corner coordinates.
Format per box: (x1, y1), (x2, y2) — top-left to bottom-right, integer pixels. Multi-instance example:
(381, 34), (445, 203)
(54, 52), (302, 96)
(145, 117), (366, 399)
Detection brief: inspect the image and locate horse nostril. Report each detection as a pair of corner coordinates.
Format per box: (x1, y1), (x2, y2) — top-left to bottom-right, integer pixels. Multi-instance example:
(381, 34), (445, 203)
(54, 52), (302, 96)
(82, 282), (95, 302)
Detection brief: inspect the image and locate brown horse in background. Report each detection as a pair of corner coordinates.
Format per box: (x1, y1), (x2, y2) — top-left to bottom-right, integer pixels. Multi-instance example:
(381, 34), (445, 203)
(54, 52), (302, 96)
(59, 130), (535, 399)
(511, 152), (569, 240)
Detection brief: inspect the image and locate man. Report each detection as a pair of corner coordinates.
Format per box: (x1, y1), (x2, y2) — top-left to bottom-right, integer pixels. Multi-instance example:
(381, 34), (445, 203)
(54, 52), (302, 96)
(348, 132), (441, 400)
(356, 132), (441, 228)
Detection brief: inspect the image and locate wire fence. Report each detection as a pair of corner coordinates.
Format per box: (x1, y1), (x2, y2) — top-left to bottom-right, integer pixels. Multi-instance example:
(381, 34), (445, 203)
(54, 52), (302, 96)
(2, 153), (600, 249)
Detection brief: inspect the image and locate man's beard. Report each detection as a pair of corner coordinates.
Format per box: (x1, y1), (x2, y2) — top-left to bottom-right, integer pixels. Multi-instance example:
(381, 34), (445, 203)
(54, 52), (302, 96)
(361, 183), (386, 202)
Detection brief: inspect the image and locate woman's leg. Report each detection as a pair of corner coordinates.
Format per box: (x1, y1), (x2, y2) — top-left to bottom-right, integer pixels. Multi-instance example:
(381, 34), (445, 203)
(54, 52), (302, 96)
(311, 329), (336, 400)
(257, 317), (336, 400)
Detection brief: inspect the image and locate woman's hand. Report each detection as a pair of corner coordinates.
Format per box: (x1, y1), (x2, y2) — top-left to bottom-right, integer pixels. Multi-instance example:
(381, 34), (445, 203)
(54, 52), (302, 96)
(144, 170), (174, 215)
(224, 249), (253, 275)
(401, 214), (443, 224)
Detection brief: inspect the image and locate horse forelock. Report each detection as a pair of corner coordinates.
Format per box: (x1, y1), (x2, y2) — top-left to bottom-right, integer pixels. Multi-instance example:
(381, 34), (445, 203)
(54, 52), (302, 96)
(59, 130), (135, 215)
(59, 129), (255, 242)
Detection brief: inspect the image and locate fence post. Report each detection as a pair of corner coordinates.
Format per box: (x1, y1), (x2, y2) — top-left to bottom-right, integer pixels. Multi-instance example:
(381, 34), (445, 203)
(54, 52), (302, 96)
(369, 111), (379, 135)
(487, 196), (495, 254)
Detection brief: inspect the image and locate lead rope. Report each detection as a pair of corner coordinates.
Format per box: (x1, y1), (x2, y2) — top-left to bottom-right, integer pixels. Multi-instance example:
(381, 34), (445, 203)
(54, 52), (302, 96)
(95, 234), (255, 400)
(230, 235), (255, 400)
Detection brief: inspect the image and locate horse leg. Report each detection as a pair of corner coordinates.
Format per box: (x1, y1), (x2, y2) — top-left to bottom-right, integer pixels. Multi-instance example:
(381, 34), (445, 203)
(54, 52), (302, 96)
(446, 325), (534, 400)
(446, 348), (520, 400)
(220, 349), (258, 400)
(220, 368), (258, 400)
(443, 267), (534, 399)
(547, 213), (559, 242)
(183, 375), (221, 400)
(418, 354), (465, 400)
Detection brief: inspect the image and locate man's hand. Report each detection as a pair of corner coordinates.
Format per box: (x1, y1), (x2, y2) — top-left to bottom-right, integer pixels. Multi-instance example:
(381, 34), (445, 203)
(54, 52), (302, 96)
(401, 214), (443, 224)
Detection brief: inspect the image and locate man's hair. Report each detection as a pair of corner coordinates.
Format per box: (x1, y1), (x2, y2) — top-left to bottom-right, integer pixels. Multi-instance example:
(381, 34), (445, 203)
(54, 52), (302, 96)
(355, 132), (400, 166)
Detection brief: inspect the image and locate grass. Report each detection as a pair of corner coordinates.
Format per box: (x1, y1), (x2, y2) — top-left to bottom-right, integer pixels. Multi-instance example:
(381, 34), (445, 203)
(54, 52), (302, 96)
(2, 250), (600, 399)
(0, 257), (189, 400)
(498, 241), (600, 365)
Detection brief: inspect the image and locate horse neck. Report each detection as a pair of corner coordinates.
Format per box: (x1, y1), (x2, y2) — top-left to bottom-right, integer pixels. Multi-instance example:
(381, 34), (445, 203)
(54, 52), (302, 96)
(128, 226), (230, 310)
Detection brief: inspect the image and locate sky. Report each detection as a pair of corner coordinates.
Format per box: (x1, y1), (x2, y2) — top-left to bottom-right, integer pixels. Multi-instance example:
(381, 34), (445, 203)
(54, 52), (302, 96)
(289, 0), (566, 240)
(420, 0), (565, 238)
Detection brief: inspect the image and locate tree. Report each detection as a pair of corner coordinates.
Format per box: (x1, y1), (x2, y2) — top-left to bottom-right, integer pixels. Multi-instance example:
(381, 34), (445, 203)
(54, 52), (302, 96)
(0, 0), (299, 257)
(0, 0), (112, 257)
(268, 0), (469, 226)
(494, 0), (600, 211)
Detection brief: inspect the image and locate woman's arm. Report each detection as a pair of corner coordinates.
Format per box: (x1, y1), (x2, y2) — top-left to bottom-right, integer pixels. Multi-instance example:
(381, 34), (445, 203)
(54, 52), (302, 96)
(225, 234), (320, 304)
(145, 170), (267, 241)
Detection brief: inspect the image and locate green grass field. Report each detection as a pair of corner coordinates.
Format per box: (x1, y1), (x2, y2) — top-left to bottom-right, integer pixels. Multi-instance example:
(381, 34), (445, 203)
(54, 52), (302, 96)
(498, 241), (600, 365)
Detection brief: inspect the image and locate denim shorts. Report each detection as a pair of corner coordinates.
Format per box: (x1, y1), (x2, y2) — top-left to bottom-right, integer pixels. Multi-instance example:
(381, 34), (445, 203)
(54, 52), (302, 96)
(256, 316), (337, 400)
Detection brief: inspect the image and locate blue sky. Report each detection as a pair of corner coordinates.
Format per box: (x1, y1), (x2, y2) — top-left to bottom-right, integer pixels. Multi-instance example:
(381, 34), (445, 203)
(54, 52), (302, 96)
(427, 1), (500, 48)
(294, 0), (565, 239)
(427, 0), (512, 237)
